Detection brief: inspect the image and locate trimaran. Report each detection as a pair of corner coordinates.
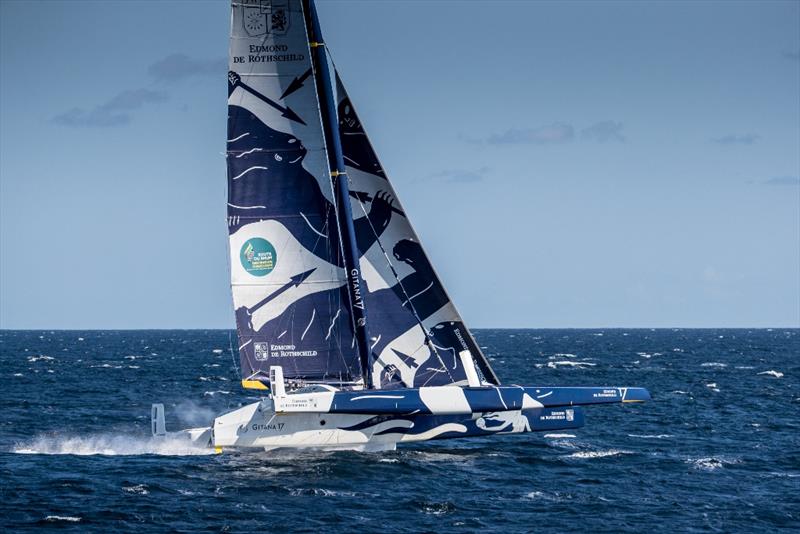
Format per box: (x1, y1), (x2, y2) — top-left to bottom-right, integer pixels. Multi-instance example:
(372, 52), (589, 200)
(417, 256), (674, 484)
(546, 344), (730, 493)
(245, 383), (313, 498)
(152, 0), (650, 451)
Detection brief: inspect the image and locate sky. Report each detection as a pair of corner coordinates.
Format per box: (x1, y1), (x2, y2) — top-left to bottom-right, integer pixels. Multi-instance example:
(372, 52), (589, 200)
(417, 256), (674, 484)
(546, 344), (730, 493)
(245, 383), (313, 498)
(1, 0), (798, 329)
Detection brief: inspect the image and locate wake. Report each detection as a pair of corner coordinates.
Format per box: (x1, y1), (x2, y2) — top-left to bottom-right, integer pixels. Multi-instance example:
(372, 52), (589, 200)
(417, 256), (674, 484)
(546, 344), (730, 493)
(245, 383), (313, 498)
(12, 433), (213, 456)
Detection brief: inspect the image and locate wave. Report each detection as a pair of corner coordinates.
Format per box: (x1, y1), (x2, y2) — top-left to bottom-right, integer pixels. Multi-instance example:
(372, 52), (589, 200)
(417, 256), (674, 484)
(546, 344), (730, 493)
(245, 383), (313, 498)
(12, 433), (214, 456)
(27, 355), (55, 362)
(544, 433), (576, 439)
(688, 456), (741, 471)
(627, 434), (672, 439)
(758, 370), (784, 378)
(567, 449), (631, 459)
(547, 361), (596, 368)
(701, 362), (727, 368)
(44, 516), (81, 523)
(524, 490), (569, 501)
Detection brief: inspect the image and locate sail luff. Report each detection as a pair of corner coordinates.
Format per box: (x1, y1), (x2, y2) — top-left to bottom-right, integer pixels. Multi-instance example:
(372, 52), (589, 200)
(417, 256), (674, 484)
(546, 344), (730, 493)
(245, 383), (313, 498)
(302, 0), (373, 386)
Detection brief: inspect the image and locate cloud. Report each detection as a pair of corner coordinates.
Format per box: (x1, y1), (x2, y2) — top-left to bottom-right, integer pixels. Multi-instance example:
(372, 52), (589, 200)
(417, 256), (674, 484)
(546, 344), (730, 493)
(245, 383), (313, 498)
(487, 123), (574, 145)
(471, 120), (625, 146)
(51, 53), (220, 128)
(581, 120), (625, 143)
(762, 176), (800, 186)
(148, 54), (227, 83)
(52, 88), (168, 127)
(782, 50), (800, 62)
(429, 166), (489, 183)
(711, 133), (759, 145)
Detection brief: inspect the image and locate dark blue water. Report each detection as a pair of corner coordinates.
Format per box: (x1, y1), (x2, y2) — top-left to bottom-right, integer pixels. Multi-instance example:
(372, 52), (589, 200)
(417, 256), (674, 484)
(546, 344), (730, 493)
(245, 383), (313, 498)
(1, 329), (798, 532)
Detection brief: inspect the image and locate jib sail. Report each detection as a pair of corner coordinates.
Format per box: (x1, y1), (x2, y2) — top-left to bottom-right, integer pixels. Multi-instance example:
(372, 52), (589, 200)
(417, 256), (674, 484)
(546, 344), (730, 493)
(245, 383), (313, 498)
(334, 73), (501, 388)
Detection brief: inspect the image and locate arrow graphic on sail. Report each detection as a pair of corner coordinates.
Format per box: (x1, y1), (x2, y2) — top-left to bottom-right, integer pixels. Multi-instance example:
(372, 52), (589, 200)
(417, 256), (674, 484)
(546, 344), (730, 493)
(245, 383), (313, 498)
(228, 71), (307, 125)
(280, 68), (313, 99)
(247, 268), (317, 316)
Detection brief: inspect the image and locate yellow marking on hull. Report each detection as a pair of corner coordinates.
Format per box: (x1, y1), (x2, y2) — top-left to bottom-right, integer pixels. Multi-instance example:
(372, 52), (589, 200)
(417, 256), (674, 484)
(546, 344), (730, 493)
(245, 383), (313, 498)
(242, 379), (269, 390)
(214, 446), (223, 454)
(622, 399), (645, 403)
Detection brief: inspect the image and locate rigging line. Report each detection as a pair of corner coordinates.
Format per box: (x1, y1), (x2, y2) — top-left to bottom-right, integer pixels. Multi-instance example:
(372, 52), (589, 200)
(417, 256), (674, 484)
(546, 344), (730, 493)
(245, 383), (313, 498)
(352, 195), (456, 385)
(228, 329), (241, 403)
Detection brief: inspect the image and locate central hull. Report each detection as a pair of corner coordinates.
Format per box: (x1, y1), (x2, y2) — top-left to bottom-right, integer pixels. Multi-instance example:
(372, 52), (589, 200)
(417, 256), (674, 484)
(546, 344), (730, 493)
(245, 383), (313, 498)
(211, 399), (585, 451)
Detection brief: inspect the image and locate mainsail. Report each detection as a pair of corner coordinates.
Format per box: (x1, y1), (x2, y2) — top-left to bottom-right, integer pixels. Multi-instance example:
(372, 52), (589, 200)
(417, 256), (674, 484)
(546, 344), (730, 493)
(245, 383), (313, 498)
(228, 0), (360, 387)
(227, 0), (498, 390)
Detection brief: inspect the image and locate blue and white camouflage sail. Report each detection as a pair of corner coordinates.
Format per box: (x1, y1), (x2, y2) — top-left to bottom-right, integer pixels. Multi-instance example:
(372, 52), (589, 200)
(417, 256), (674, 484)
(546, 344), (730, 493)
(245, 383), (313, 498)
(334, 75), (500, 389)
(228, 0), (363, 388)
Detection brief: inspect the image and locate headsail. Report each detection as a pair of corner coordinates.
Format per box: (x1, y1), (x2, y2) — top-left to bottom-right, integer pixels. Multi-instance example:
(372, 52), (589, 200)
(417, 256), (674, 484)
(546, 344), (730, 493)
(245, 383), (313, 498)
(333, 73), (501, 388)
(227, 0), (368, 388)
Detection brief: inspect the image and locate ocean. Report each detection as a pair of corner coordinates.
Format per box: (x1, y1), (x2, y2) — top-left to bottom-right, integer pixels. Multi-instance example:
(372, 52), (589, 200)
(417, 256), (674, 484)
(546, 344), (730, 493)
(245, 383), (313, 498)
(1, 329), (797, 532)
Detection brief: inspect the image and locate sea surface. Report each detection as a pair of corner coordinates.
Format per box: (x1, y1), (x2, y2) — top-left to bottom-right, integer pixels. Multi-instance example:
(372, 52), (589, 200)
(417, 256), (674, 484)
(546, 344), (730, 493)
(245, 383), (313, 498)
(1, 329), (798, 532)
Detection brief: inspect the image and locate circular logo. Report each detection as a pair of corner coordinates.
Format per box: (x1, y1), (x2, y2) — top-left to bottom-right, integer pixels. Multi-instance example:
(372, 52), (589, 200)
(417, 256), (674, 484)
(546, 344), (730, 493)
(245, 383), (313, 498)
(240, 238), (277, 277)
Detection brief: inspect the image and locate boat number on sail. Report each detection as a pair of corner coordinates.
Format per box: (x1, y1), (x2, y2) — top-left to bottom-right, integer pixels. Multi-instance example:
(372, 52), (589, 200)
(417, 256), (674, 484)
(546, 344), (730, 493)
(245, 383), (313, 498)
(240, 238), (277, 276)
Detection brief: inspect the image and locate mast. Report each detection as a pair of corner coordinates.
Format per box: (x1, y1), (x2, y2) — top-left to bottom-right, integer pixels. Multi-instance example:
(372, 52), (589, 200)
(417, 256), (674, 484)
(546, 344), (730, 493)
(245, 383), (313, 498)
(302, 0), (373, 387)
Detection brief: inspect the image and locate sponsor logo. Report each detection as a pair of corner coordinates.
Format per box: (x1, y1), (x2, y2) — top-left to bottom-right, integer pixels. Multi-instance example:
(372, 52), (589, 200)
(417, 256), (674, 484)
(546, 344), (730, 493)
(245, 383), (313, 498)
(241, 0), (290, 37)
(240, 238), (277, 277)
(254, 342), (270, 361)
(269, 344), (317, 358)
(566, 409), (574, 422)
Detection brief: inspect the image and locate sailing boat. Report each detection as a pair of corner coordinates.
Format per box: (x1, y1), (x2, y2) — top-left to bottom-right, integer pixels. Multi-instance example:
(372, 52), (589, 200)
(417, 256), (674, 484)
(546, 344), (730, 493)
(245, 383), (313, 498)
(152, 0), (650, 451)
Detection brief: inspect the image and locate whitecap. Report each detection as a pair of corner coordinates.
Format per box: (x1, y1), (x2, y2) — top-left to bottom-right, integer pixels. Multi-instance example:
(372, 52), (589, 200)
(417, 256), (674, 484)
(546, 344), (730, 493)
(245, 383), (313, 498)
(212, 349), (224, 354)
(44, 516), (81, 523)
(13, 373), (23, 377)
(547, 361), (595, 369)
(524, 490), (568, 501)
(289, 488), (357, 497)
(627, 434), (672, 439)
(701, 362), (727, 368)
(567, 449), (631, 459)
(735, 366), (754, 370)
(688, 456), (740, 471)
(544, 433), (576, 439)
(758, 370), (784, 378)
(203, 390), (231, 396)
(27, 355), (54, 362)
(123, 484), (150, 495)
